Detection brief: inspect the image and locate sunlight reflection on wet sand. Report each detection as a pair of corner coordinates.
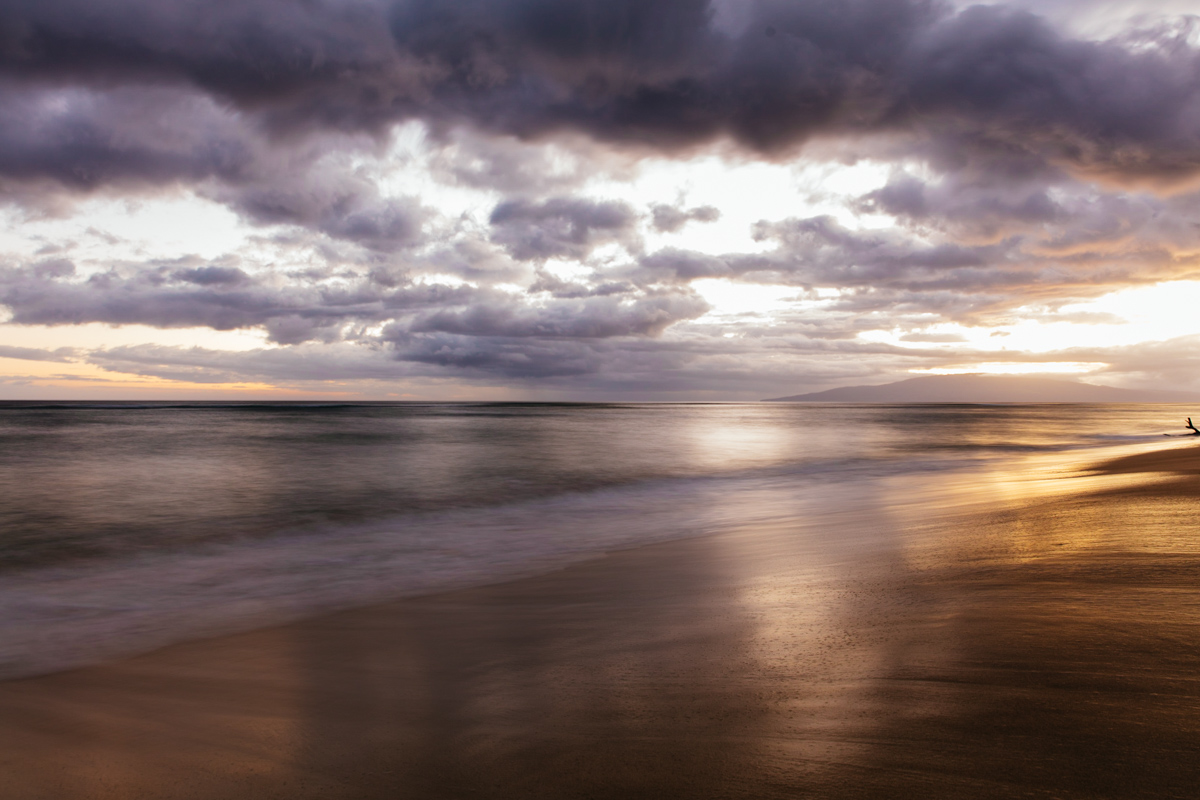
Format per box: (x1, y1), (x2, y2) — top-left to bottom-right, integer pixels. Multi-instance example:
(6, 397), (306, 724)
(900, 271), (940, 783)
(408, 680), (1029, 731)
(2, 444), (1200, 798)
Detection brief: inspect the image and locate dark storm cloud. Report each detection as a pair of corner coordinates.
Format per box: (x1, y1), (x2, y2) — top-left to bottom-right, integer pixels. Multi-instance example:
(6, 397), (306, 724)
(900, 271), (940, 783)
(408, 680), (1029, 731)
(0, 0), (403, 113)
(896, 6), (1200, 180)
(2, 0), (1200, 192)
(488, 197), (640, 261)
(0, 78), (430, 248)
(0, 84), (253, 190)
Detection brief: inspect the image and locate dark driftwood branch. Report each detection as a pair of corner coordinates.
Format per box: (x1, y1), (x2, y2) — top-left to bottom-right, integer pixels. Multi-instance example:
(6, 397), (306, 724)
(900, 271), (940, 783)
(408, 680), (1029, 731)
(1187, 418), (1200, 436)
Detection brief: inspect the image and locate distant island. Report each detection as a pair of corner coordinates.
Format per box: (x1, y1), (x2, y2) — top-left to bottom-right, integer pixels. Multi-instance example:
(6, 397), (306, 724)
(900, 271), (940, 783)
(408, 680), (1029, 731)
(764, 374), (1200, 403)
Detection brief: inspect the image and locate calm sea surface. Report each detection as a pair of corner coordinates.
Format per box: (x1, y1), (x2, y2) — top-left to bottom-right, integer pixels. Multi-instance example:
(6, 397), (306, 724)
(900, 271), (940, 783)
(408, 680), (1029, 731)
(0, 401), (1190, 678)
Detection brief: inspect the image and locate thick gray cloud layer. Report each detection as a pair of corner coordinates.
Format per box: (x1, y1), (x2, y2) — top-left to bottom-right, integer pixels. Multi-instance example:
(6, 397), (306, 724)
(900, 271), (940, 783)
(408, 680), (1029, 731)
(2, 0), (1199, 183)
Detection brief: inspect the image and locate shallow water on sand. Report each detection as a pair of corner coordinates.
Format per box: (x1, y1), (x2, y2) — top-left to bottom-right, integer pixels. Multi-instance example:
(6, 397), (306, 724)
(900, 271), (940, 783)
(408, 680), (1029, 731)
(0, 401), (1193, 678)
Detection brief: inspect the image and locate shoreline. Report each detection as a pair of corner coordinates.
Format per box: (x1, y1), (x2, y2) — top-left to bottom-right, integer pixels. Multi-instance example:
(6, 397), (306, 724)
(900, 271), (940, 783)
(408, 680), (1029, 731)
(1091, 440), (1200, 474)
(3, 442), (1200, 797)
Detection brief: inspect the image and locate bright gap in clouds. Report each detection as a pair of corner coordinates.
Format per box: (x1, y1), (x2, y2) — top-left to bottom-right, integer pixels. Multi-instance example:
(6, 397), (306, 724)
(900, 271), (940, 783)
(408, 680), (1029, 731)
(2, 323), (267, 352)
(970, 0), (1200, 41)
(864, 281), (1200, 362)
(1, 196), (247, 265)
(598, 155), (894, 256)
(0, 324), (273, 395)
(691, 279), (800, 323)
(1065, 281), (1200, 342)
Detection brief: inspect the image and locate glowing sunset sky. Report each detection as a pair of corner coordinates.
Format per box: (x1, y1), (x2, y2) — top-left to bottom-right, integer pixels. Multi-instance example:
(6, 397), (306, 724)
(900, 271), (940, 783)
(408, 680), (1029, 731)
(2, 0), (1200, 399)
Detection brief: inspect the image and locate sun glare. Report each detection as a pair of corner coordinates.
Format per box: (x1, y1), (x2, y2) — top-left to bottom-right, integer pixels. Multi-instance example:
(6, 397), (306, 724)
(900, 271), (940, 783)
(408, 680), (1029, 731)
(691, 279), (799, 321)
(861, 280), (1200, 367)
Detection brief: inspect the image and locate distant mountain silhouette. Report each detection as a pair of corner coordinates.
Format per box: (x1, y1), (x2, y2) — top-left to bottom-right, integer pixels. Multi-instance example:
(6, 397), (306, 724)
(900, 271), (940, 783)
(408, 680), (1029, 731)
(764, 374), (1200, 403)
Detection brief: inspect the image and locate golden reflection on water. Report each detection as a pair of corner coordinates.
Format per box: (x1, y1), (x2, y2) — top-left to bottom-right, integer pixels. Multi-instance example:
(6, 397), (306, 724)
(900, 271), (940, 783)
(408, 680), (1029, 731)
(706, 438), (1200, 796)
(676, 406), (829, 473)
(863, 439), (1200, 570)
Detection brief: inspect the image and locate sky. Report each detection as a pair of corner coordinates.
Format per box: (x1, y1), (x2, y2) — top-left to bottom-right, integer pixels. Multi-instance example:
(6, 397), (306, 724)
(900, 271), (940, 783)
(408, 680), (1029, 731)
(1, 0), (1200, 400)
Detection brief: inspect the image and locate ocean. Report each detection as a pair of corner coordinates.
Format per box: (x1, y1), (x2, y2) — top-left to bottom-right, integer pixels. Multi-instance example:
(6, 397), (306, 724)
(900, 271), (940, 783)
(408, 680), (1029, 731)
(0, 401), (1190, 680)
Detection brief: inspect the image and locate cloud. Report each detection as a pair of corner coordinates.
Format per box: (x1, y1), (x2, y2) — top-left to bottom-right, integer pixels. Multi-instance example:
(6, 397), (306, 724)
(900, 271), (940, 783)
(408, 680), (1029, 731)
(424, 127), (631, 195)
(408, 291), (709, 338)
(0, 82), (433, 256)
(63, 294), (1200, 397)
(650, 203), (720, 233)
(209, 158), (432, 251)
(0, 245), (708, 367)
(1, 0), (1199, 193)
(854, 168), (1200, 253)
(627, 216), (1022, 306)
(86, 342), (421, 385)
(488, 196), (641, 260)
(0, 85), (253, 193)
(78, 327), (932, 393)
(1086, 334), (1200, 390)
(0, 344), (77, 362)
(626, 201), (1200, 324)
(0, 258), (483, 341)
(173, 266), (251, 286)
(898, 331), (967, 343)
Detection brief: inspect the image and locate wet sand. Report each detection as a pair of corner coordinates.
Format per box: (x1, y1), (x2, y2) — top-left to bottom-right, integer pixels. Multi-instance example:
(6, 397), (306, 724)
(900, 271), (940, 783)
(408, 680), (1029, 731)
(1091, 440), (1200, 475)
(3, 446), (1200, 799)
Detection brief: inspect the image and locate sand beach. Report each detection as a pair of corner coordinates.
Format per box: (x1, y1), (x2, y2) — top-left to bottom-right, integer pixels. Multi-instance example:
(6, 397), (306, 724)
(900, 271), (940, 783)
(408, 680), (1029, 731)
(2, 443), (1200, 799)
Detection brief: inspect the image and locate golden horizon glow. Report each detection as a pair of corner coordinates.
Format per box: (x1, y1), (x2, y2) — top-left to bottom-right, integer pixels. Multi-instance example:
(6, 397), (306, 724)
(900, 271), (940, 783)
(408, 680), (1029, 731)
(860, 280), (1200, 367)
(909, 362), (1108, 376)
